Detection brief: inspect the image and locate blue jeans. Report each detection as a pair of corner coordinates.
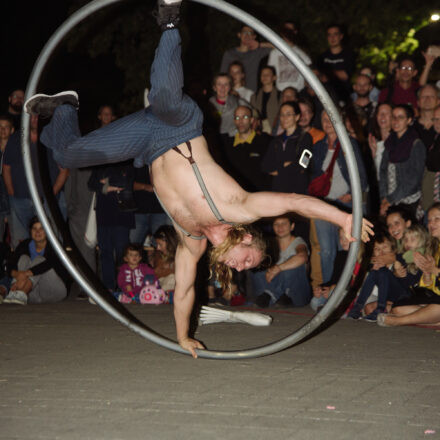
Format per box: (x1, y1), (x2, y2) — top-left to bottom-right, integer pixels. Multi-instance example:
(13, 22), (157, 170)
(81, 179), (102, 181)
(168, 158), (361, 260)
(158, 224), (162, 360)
(130, 213), (171, 244)
(9, 196), (36, 248)
(314, 218), (339, 284)
(251, 265), (312, 306)
(97, 225), (130, 290)
(353, 267), (409, 311)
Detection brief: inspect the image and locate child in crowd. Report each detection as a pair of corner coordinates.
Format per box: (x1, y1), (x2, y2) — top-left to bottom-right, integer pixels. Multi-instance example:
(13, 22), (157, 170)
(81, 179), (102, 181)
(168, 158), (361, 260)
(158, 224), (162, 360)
(116, 244), (157, 303)
(311, 227), (362, 311)
(347, 233), (404, 321)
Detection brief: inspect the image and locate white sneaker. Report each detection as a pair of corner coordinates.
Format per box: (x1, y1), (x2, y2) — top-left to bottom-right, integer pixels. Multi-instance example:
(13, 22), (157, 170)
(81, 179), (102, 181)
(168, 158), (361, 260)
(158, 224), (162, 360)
(24, 91), (79, 118)
(3, 290), (28, 305)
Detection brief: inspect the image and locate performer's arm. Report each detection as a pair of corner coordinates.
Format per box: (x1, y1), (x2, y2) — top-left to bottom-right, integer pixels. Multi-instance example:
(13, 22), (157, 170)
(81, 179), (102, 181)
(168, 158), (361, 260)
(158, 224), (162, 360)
(173, 233), (206, 358)
(242, 192), (373, 242)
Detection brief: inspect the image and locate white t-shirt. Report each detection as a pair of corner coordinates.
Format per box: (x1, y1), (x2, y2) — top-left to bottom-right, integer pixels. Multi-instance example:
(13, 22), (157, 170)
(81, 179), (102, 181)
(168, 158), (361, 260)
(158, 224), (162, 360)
(322, 149), (349, 200)
(235, 86), (254, 105)
(268, 45), (312, 92)
(277, 236), (309, 265)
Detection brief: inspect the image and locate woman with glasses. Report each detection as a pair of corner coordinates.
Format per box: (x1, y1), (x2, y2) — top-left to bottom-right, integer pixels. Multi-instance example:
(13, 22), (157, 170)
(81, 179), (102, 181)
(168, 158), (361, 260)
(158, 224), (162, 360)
(379, 104), (426, 219)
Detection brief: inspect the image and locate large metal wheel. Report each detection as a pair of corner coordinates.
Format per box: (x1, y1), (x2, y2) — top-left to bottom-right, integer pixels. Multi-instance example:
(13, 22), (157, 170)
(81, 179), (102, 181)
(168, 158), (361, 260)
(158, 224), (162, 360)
(21, 0), (363, 359)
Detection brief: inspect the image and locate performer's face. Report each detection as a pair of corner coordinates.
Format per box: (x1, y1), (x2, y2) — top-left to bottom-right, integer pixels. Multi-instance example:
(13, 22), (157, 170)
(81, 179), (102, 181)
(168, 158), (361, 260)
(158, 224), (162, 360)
(219, 236), (263, 272)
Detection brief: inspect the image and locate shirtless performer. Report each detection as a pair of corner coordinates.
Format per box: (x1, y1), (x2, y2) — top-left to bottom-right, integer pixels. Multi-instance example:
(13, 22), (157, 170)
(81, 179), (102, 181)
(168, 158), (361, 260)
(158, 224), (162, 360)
(24, 0), (373, 357)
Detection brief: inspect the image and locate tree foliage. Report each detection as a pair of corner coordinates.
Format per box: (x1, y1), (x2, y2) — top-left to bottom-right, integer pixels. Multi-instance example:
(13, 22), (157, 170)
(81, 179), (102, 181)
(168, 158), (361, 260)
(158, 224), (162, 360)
(66, 0), (440, 113)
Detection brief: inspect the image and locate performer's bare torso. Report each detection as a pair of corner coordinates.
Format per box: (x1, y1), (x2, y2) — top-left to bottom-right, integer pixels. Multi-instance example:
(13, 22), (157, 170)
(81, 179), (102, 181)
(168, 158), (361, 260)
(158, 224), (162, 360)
(151, 136), (255, 239)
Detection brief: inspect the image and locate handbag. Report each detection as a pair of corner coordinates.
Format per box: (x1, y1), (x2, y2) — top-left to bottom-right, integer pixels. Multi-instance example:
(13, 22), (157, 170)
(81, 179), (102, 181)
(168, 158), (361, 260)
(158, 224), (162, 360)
(308, 141), (341, 197)
(84, 192), (97, 248)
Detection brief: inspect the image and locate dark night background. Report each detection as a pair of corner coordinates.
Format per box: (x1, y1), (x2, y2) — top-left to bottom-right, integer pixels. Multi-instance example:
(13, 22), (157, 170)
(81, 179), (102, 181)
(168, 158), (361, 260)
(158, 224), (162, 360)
(2, 0), (440, 132)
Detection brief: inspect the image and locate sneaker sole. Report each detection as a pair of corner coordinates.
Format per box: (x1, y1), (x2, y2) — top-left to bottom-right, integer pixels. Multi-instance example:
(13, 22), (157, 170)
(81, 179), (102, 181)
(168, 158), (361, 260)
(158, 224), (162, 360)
(4, 298), (26, 305)
(24, 91), (79, 118)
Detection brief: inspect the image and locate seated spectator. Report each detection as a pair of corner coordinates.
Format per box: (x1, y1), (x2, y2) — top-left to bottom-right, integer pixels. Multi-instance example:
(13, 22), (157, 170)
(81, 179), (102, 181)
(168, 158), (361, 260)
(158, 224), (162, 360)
(267, 22), (311, 93)
(378, 54), (433, 109)
(228, 61), (254, 104)
(311, 226), (361, 311)
(298, 97), (325, 144)
(220, 25), (272, 93)
(209, 73), (244, 137)
(251, 215), (311, 308)
(88, 160), (135, 291)
(386, 204), (414, 253)
(222, 105), (271, 192)
(346, 230), (422, 322)
(152, 225), (178, 293)
(3, 217), (69, 305)
(379, 105), (426, 218)
(378, 202), (440, 327)
(116, 243), (156, 303)
(251, 66), (280, 134)
(421, 104), (440, 210)
(312, 110), (368, 283)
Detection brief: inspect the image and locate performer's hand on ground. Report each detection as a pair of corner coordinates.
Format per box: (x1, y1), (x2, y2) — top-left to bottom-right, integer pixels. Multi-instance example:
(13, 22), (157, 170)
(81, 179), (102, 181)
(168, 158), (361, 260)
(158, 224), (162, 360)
(179, 337), (205, 359)
(344, 215), (374, 243)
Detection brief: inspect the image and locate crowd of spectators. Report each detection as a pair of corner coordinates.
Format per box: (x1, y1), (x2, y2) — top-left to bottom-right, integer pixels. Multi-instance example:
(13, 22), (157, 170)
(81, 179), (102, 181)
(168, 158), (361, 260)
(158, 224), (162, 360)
(1, 20), (440, 327)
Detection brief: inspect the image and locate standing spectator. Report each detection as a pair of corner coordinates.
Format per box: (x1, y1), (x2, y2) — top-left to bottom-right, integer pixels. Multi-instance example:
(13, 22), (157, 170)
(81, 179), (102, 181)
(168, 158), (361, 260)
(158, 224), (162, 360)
(352, 73), (376, 120)
(316, 24), (355, 106)
(262, 101), (313, 242)
(267, 22), (311, 93)
(228, 61), (254, 104)
(414, 84), (439, 149)
(262, 101), (313, 196)
(3, 217), (69, 305)
(352, 66), (380, 103)
(209, 73), (244, 137)
(222, 105), (271, 192)
(312, 110), (368, 283)
(378, 55), (433, 109)
(0, 115), (13, 241)
(251, 66), (280, 134)
(298, 97), (325, 145)
(251, 215), (311, 308)
(368, 103), (393, 181)
(220, 25), (272, 93)
(6, 89), (24, 130)
(65, 106), (114, 298)
(421, 105), (440, 210)
(2, 117), (39, 248)
(130, 166), (170, 245)
(379, 105), (426, 218)
(88, 161), (135, 292)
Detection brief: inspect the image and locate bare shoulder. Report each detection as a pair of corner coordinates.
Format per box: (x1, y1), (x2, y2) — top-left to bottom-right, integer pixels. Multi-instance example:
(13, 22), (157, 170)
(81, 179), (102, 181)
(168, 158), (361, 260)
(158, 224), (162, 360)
(176, 228), (207, 260)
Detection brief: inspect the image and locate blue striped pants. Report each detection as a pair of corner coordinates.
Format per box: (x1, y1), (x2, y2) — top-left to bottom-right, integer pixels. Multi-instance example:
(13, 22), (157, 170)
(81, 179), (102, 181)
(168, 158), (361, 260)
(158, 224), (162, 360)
(40, 29), (203, 169)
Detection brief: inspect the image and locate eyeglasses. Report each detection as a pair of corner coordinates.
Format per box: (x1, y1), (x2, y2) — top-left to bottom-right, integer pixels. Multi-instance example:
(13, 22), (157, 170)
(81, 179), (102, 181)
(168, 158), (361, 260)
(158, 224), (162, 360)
(241, 31), (255, 36)
(392, 115), (408, 120)
(234, 115), (251, 120)
(399, 66), (414, 71)
(280, 112), (296, 117)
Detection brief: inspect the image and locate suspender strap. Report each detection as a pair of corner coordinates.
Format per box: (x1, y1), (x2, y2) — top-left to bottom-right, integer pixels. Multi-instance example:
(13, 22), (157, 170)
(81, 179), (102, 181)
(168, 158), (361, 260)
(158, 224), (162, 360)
(173, 141), (231, 225)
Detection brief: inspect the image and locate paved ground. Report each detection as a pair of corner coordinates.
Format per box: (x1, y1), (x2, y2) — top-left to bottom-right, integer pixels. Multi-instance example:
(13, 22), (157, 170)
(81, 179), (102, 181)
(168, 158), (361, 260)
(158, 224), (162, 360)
(1, 301), (439, 440)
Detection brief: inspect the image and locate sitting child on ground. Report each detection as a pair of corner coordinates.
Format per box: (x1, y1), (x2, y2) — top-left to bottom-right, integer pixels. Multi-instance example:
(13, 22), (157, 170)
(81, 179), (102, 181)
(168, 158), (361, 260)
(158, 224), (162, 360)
(116, 244), (166, 304)
(347, 232), (404, 321)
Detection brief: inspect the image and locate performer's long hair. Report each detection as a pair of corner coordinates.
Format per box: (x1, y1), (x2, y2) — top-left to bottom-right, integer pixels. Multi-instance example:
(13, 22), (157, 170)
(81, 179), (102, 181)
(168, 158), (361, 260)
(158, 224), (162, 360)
(209, 224), (266, 291)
